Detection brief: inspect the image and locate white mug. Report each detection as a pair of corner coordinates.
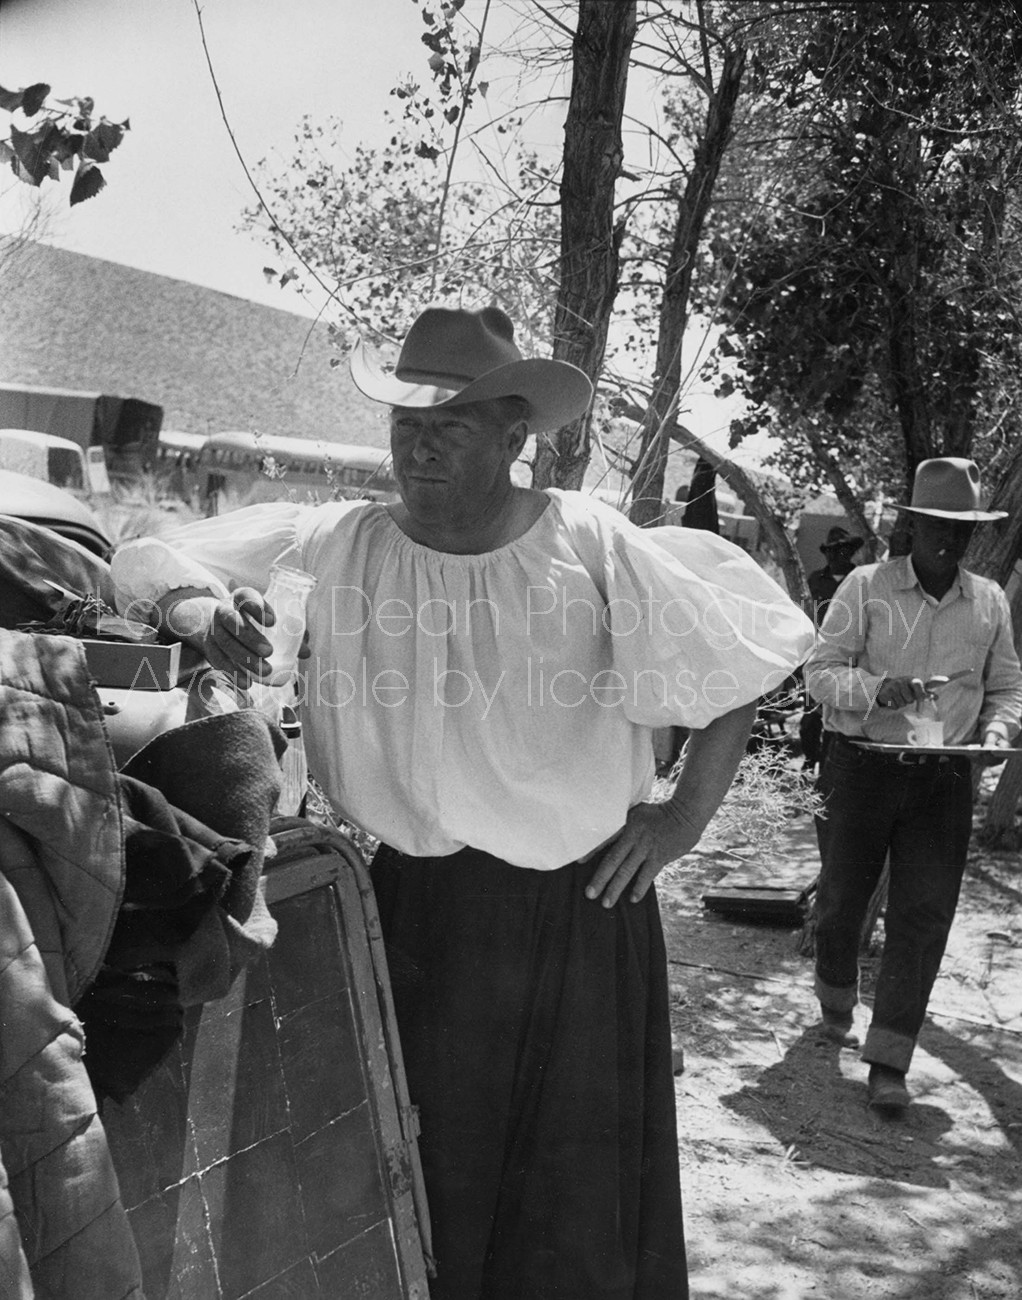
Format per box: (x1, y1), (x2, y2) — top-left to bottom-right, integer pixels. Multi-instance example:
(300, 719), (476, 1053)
(906, 716), (944, 748)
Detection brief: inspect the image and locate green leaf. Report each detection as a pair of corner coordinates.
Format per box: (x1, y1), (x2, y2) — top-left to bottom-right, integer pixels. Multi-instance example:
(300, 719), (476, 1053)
(0, 84), (24, 112)
(20, 83), (50, 117)
(0, 82), (51, 115)
(70, 159), (105, 205)
(10, 121), (60, 185)
(50, 130), (83, 165)
(82, 118), (125, 163)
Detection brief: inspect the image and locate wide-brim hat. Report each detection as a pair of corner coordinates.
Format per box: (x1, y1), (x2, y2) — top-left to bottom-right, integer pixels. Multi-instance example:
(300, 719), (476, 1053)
(820, 525), (863, 554)
(901, 456), (1006, 521)
(349, 305), (594, 435)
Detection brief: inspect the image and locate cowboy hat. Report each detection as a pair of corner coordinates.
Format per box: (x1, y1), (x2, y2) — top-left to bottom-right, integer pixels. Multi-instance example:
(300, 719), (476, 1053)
(820, 525), (863, 554)
(901, 457), (1006, 521)
(349, 306), (593, 434)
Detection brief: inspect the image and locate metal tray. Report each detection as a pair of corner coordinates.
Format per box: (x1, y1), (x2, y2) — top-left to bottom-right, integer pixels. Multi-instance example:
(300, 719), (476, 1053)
(852, 741), (1022, 756)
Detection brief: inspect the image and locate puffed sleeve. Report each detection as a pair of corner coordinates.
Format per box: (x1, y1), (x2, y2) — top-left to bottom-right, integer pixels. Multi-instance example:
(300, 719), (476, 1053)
(109, 501), (310, 612)
(600, 522), (814, 729)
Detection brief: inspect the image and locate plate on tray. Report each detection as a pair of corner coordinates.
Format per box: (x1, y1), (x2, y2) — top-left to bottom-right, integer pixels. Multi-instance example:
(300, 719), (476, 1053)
(851, 741), (1022, 757)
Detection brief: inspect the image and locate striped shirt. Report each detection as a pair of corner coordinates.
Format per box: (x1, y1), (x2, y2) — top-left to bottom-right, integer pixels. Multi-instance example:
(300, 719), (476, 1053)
(805, 555), (1022, 745)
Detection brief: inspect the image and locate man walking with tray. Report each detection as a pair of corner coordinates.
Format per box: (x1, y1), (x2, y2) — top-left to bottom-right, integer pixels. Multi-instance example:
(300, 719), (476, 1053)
(805, 457), (1022, 1112)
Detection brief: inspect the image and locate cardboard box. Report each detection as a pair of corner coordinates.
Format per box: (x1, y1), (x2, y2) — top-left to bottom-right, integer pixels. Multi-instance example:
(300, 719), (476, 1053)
(82, 639), (182, 691)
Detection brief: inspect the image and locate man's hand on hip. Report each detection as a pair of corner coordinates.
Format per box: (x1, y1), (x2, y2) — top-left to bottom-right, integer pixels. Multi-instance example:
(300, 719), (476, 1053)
(586, 801), (702, 909)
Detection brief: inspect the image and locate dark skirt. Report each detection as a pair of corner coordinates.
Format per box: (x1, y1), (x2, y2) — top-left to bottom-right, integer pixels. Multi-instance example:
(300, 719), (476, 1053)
(370, 844), (688, 1300)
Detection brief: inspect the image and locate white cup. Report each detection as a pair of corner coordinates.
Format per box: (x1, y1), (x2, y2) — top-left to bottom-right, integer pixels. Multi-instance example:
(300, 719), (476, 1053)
(906, 715), (944, 747)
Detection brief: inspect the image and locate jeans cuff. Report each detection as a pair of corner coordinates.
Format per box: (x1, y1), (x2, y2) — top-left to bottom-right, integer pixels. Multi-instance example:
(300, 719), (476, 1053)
(862, 1025), (915, 1073)
(814, 973), (858, 1014)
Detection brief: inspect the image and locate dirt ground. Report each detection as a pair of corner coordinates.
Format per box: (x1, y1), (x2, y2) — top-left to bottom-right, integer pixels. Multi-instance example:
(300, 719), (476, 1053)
(660, 794), (1022, 1300)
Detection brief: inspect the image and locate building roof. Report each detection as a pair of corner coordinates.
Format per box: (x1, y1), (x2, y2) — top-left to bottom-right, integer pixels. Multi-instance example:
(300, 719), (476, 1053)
(0, 241), (389, 447)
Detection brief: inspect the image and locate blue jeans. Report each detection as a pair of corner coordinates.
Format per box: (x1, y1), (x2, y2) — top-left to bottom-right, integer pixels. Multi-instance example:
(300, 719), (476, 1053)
(813, 735), (973, 1073)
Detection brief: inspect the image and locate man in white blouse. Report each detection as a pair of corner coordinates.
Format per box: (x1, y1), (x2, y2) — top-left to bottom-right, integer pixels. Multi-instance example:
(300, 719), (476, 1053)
(111, 305), (814, 1300)
(805, 457), (1022, 1114)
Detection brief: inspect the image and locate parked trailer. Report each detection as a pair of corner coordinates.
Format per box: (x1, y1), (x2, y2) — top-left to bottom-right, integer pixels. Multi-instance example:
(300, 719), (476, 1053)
(0, 382), (162, 481)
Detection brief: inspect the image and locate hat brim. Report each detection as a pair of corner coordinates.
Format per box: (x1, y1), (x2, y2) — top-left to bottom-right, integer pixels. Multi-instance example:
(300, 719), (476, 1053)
(349, 339), (593, 435)
(901, 505), (1007, 522)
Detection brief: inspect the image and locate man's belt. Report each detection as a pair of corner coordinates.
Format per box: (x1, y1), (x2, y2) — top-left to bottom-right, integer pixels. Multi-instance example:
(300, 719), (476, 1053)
(827, 732), (962, 767)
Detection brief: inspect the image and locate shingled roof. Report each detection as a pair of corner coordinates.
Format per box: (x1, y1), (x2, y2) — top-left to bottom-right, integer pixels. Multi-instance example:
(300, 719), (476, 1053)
(0, 241), (389, 447)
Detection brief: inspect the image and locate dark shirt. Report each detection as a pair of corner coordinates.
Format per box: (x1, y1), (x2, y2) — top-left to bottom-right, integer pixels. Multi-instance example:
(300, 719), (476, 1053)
(808, 565), (846, 626)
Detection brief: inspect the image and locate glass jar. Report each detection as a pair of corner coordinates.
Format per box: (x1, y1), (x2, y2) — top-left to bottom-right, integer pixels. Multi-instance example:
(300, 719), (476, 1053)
(261, 564), (316, 687)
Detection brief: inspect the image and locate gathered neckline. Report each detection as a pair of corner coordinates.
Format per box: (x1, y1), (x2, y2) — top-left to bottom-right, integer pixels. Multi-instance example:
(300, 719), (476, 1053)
(379, 490), (555, 560)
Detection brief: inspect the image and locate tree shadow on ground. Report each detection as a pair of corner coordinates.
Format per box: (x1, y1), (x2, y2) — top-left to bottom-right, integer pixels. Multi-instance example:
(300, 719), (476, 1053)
(916, 1015), (1022, 1156)
(961, 852), (1022, 912)
(720, 1026), (955, 1187)
(690, 1171), (1022, 1300)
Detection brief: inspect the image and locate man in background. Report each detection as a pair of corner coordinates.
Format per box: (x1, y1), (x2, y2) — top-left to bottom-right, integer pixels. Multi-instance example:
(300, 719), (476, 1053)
(808, 525), (863, 623)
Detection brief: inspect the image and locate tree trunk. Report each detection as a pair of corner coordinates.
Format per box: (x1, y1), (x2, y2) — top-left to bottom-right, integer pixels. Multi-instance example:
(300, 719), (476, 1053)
(966, 436), (1022, 587)
(980, 755), (1022, 850)
(612, 395), (809, 601)
(675, 428), (808, 604)
(877, 123), (932, 557)
(980, 560), (1022, 842)
(680, 457), (720, 533)
(629, 37), (746, 528)
(535, 0), (637, 491)
(859, 857), (889, 954)
(965, 443), (1022, 843)
(803, 423), (881, 560)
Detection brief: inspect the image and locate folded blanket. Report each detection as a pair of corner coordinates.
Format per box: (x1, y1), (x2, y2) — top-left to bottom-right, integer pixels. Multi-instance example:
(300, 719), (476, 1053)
(78, 711), (287, 1101)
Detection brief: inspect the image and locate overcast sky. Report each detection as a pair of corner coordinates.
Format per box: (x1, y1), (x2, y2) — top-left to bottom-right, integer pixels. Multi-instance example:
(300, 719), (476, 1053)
(0, 0), (463, 313)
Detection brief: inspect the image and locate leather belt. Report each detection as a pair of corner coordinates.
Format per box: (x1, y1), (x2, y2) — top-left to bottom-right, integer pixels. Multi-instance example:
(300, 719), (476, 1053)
(828, 732), (956, 767)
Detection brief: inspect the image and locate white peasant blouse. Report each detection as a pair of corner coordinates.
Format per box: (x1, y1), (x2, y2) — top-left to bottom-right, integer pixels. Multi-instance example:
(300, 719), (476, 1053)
(111, 489), (813, 870)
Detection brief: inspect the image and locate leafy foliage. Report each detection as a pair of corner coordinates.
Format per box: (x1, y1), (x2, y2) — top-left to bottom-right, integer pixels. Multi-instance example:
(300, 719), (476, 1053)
(704, 1), (1022, 510)
(241, 0), (536, 347)
(243, 105), (561, 351)
(0, 83), (128, 205)
(241, 0), (1022, 555)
